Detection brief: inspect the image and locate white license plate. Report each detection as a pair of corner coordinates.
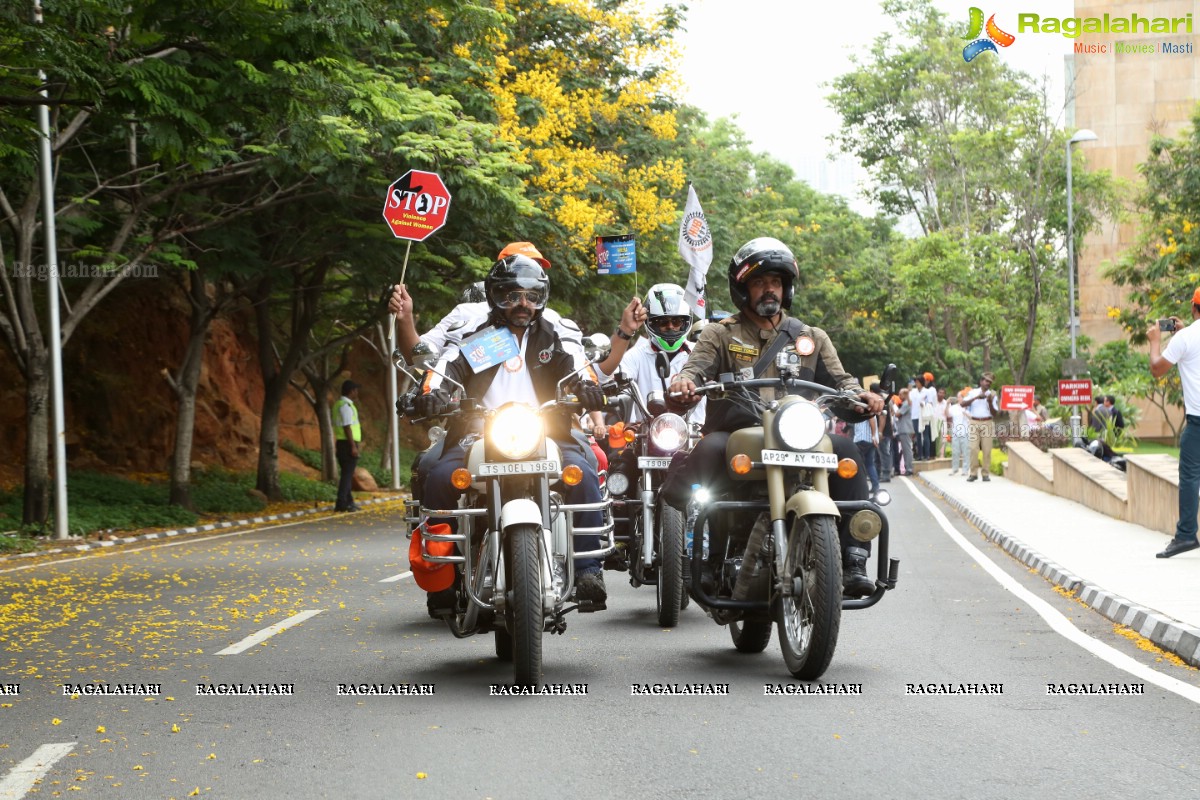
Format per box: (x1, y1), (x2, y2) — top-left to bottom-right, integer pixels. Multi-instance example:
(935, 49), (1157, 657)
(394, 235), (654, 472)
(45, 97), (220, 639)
(479, 460), (560, 476)
(760, 450), (838, 469)
(637, 457), (674, 470)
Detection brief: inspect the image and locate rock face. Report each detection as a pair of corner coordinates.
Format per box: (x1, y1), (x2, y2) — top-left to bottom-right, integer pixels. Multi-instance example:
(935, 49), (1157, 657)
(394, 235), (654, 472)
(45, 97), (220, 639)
(0, 281), (400, 488)
(352, 467), (379, 492)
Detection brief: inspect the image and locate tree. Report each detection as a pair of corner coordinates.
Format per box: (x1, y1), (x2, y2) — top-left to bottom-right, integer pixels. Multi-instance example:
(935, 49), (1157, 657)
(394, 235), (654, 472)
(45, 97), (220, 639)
(827, 0), (1117, 385)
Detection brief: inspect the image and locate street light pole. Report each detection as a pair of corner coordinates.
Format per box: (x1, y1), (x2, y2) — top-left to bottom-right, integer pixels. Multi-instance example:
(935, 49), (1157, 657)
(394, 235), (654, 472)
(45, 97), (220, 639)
(1066, 128), (1098, 441)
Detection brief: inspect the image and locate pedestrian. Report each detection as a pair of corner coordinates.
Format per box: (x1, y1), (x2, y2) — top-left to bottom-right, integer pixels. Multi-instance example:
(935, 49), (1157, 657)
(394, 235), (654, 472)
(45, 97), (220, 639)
(1149, 299), (1200, 558)
(920, 372), (938, 459)
(931, 386), (947, 459)
(333, 380), (362, 512)
(875, 381), (894, 482)
(853, 416), (880, 496)
(1090, 396), (1111, 437)
(962, 371), (999, 482)
(1032, 395), (1049, 423)
(1103, 395), (1125, 431)
(910, 376), (926, 460)
(896, 388), (915, 476)
(946, 396), (968, 475)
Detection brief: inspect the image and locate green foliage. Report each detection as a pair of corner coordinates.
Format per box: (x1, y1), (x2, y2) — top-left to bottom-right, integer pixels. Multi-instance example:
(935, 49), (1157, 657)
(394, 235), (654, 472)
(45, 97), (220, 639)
(281, 442), (325, 475)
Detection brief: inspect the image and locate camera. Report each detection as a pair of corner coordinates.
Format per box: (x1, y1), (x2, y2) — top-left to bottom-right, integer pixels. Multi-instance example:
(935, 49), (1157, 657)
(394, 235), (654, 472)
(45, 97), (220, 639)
(1159, 318), (1178, 333)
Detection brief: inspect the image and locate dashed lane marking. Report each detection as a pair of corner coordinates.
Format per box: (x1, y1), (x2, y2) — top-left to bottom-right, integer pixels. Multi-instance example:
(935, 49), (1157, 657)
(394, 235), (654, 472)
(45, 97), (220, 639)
(0, 743), (76, 800)
(214, 609), (324, 655)
(379, 571), (413, 583)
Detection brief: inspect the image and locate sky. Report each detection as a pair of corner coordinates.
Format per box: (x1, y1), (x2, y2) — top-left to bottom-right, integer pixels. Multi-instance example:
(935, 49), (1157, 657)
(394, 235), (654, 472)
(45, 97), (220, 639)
(667, 0), (1077, 213)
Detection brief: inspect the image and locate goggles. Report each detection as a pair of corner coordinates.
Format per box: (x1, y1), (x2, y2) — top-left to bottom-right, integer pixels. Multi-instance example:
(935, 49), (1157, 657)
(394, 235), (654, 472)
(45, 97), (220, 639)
(493, 288), (547, 309)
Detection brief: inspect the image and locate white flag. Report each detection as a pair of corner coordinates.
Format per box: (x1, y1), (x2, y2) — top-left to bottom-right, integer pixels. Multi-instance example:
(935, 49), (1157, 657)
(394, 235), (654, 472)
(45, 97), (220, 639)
(677, 184), (712, 315)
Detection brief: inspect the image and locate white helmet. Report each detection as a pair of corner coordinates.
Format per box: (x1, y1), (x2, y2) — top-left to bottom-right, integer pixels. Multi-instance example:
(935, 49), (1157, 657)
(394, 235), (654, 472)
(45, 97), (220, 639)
(643, 283), (692, 353)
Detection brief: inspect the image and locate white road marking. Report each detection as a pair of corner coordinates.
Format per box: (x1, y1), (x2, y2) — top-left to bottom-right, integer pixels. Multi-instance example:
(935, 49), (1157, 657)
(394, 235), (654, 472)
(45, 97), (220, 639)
(379, 571), (413, 583)
(0, 742), (76, 800)
(903, 478), (1200, 705)
(214, 610), (324, 655)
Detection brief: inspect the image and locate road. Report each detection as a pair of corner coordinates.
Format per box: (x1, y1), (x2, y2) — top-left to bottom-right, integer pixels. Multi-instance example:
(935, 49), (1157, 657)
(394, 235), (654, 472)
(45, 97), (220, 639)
(1, 480), (1198, 799)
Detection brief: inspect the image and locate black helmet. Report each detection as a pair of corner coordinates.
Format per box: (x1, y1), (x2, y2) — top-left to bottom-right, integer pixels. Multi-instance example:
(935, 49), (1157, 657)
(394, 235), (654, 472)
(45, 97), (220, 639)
(485, 255), (549, 326)
(459, 281), (486, 304)
(727, 237), (798, 312)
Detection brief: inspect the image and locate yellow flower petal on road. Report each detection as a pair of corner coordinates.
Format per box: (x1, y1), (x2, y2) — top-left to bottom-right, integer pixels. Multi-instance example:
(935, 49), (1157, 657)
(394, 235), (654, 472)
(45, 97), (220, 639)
(171, 724), (180, 733)
(132, 765), (143, 770)
(416, 772), (427, 779)
(52, 718), (62, 725)
(96, 726), (105, 733)
(206, 753), (215, 760)
(189, 789), (200, 797)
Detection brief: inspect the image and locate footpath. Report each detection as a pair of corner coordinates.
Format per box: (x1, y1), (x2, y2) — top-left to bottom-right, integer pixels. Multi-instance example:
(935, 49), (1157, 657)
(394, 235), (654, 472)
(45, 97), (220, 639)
(917, 468), (1200, 668)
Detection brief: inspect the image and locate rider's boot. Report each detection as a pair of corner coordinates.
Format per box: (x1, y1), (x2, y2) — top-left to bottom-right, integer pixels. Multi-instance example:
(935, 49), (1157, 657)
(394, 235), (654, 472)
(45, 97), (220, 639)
(842, 546), (874, 598)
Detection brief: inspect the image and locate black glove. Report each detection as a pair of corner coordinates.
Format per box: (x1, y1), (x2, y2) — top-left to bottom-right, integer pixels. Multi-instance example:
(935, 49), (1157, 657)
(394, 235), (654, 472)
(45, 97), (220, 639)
(572, 380), (606, 412)
(414, 388), (452, 419)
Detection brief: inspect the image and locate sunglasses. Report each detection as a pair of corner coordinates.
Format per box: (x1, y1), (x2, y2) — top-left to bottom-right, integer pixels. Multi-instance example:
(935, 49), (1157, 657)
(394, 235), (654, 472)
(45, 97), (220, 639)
(495, 288), (546, 308)
(652, 316), (689, 330)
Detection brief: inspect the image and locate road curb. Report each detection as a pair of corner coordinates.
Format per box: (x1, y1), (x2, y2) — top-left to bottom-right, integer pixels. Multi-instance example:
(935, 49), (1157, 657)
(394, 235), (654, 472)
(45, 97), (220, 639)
(915, 474), (1200, 668)
(0, 494), (406, 566)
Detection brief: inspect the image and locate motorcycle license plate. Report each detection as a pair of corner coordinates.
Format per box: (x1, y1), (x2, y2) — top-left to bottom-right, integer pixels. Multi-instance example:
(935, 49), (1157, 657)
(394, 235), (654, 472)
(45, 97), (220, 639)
(637, 457), (674, 470)
(760, 450), (838, 469)
(479, 460), (560, 476)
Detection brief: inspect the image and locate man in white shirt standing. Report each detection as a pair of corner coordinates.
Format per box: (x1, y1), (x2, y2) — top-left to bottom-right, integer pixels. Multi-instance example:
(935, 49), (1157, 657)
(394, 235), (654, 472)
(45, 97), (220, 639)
(1149, 291), (1200, 558)
(962, 371), (999, 482)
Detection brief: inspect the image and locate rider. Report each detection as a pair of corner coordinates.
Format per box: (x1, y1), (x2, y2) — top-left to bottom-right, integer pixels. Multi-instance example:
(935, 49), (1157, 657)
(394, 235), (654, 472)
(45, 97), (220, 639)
(595, 282), (706, 427)
(415, 254), (611, 611)
(662, 237), (885, 598)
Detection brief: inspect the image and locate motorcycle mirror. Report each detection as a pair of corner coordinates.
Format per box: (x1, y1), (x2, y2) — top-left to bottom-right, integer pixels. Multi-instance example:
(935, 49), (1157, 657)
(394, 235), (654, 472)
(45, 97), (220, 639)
(880, 363), (898, 398)
(410, 341), (441, 371)
(655, 351), (671, 393)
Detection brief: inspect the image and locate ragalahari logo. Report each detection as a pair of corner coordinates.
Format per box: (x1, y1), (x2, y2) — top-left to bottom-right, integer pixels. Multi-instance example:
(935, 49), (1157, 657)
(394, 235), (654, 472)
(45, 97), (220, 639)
(962, 7), (1016, 61)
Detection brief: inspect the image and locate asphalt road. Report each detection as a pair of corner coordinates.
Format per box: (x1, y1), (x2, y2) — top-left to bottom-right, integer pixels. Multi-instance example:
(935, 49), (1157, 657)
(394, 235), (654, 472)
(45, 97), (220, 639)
(1, 480), (1198, 800)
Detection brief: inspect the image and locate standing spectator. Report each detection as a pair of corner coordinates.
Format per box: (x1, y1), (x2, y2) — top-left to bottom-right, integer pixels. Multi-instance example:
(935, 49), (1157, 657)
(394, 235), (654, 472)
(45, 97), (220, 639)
(1032, 395), (1049, 423)
(962, 371), (999, 482)
(896, 388), (915, 476)
(920, 372), (938, 459)
(946, 397), (969, 475)
(1149, 302), (1200, 558)
(930, 386), (948, 459)
(333, 380), (362, 512)
(876, 382), (894, 483)
(1103, 395), (1125, 431)
(1090, 396), (1112, 437)
(910, 376), (926, 460)
(853, 416), (880, 496)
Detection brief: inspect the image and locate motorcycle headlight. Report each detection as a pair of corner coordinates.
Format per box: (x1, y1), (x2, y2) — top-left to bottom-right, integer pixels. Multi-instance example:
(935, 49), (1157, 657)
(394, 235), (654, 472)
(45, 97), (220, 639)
(775, 400), (826, 451)
(490, 404), (543, 460)
(607, 471), (631, 497)
(648, 413), (688, 454)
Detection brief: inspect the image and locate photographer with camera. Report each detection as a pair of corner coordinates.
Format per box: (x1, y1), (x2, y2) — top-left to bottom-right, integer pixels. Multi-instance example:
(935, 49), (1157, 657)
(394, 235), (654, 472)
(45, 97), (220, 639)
(1149, 294), (1200, 558)
(961, 372), (1000, 482)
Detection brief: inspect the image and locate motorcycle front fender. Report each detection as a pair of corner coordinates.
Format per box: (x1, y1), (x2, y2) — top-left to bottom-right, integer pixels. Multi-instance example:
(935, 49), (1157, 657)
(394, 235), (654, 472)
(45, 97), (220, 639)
(785, 489), (841, 521)
(500, 498), (543, 531)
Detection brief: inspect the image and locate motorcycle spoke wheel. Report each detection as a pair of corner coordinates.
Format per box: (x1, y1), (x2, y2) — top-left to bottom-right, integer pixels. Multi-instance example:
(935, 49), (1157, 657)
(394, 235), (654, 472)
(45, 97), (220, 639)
(507, 524), (544, 687)
(655, 501), (685, 627)
(777, 515), (842, 680)
(729, 617), (772, 653)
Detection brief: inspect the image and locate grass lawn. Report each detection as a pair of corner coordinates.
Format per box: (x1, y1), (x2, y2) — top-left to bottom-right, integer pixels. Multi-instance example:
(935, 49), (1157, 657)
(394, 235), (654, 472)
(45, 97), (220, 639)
(1119, 442), (1180, 458)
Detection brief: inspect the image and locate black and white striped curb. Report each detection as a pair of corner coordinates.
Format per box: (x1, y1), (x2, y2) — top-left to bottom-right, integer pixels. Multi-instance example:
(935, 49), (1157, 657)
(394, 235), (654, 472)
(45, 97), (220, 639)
(916, 475), (1200, 669)
(0, 494), (406, 565)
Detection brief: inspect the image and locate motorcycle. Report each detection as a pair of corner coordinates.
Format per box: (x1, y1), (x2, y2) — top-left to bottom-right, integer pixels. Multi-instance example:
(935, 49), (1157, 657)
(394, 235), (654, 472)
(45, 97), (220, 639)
(397, 354), (616, 686)
(603, 354), (700, 626)
(678, 360), (900, 680)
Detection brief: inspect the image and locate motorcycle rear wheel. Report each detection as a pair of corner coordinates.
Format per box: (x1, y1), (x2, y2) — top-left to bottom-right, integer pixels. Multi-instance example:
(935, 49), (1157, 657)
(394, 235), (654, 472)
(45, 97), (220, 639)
(507, 524), (544, 686)
(777, 514), (842, 680)
(655, 501), (685, 627)
(729, 617), (772, 653)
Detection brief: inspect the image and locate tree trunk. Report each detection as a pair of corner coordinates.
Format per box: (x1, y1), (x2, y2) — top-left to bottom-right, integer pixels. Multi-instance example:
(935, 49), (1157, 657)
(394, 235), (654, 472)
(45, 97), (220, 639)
(23, 349), (50, 526)
(256, 381), (285, 501)
(167, 269), (216, 508)
(317, 390), (336, 481)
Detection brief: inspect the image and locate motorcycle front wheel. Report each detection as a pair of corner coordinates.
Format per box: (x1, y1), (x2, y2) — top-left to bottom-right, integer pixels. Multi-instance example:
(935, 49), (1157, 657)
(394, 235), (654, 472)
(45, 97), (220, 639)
(777, 514), (842, 680)
(507, 524), (544, 686)
(655, 501), (685, 627)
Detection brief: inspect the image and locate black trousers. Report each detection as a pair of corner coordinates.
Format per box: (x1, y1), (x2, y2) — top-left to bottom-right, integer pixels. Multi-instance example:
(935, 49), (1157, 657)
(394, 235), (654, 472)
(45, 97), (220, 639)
(335, 439), (359, 510)
(661, 432), (870, 556)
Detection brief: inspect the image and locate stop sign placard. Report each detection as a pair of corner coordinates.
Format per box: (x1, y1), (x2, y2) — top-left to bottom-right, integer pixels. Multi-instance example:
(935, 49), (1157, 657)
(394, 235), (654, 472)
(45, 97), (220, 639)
(382, 170), (452, 241)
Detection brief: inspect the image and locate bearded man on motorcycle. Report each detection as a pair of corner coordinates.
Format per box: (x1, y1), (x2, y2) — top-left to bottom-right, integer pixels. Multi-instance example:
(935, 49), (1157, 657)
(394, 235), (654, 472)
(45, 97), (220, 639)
(663, 237), (885, 598)
(416, 254), (611, 611)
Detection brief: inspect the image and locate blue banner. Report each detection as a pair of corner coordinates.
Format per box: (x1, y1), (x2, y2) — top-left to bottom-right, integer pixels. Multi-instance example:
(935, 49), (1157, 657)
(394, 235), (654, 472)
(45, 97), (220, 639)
(596, 234), (637, 275)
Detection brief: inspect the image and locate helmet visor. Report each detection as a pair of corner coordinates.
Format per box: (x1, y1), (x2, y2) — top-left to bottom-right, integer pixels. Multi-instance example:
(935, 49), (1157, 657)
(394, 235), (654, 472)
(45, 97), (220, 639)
(647, 316), (690, 336)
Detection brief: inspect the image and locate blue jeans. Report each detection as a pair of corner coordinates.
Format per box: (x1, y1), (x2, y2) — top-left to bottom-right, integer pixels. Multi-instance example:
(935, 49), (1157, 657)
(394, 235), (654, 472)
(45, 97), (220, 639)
(425, 438), (603, 573)
(856, 441), (879, 493)
(1177, 416), (1200, 540)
